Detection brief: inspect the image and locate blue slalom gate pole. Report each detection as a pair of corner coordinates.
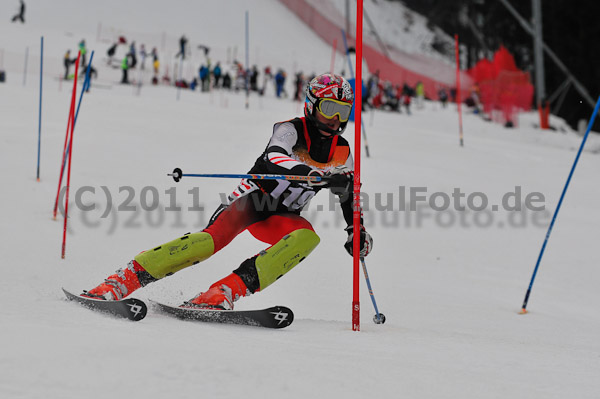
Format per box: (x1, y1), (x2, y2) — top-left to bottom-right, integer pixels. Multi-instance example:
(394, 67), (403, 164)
(37, 37), (44, 181)
(340, 29), (370, 157)
(520, 95), (600, 313)
(361, 258), (386, 324)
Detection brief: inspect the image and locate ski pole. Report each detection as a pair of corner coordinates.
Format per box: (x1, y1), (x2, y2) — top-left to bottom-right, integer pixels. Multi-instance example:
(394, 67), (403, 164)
(360, 257), (385, 324)
(168, 168), (330, 183)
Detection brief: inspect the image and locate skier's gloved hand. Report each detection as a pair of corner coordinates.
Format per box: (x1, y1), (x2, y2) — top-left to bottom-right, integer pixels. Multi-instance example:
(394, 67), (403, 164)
(344, 225), (373, 257)
(325, 165), (353, 196)
(307, 169), (327, 187)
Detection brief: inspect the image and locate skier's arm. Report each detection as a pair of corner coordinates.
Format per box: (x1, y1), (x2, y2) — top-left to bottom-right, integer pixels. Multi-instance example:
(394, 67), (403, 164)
(336, 154), (357, 226)
(329, 155), (373, 257)
(263, 123), (314, 176)
(309, 153), (358, 226)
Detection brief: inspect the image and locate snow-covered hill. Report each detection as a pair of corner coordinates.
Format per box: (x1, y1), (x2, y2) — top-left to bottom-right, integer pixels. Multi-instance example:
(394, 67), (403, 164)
(1, 1), (599, 398)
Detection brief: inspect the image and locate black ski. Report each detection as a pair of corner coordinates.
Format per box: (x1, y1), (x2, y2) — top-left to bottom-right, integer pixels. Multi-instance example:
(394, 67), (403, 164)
(150, 301), (293, 329)
(62, 288), (147, 321)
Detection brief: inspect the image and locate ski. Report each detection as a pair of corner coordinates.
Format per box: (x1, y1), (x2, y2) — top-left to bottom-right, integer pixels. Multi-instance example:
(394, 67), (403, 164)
(150, 300), (293, 329)
(62, 288), (147, 321)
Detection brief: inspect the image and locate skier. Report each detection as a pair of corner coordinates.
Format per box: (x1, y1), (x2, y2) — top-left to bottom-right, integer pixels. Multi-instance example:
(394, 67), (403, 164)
(176, 35), (188, 60)
(81, 73), (373, 310)
(11, 0), (25, 23)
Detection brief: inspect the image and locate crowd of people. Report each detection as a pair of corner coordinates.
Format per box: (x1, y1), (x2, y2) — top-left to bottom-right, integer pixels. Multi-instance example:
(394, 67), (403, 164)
(183, 60), (293, 99)
(361, 71), (484, 116)
(58, 32), (472, 116)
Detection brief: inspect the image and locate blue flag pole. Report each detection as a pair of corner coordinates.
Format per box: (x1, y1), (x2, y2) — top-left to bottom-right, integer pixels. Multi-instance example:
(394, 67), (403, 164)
(520, 95), (600, 313)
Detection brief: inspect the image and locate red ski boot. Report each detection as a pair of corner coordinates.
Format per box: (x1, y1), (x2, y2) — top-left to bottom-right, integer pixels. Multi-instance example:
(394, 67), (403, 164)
(82, 260), (149, 300)
(183, 273), (250, 310)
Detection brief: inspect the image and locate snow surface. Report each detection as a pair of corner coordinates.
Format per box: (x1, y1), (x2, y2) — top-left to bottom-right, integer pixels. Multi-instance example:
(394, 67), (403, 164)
(1, 1), (600, 398)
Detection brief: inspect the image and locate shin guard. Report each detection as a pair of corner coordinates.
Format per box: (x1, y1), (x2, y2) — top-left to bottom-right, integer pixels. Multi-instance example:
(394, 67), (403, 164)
(134, 232), (215, 279)
(234, 228), (320, 292)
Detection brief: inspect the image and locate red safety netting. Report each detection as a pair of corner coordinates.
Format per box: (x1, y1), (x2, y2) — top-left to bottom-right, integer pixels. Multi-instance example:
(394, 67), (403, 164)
(279, 0), (472, 101)
(468, 46), (534, 126)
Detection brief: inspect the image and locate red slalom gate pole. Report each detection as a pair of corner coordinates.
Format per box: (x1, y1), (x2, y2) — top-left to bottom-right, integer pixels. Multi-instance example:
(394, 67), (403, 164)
(352, 0), (364, 332)
(455, 34), (464, 147)
(53, 100), (74, 220)
(61, 51), (80, 259)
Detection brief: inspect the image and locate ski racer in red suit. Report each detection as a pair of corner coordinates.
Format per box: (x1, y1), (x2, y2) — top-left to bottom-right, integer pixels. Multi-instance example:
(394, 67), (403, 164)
(83, 73), (373, 309)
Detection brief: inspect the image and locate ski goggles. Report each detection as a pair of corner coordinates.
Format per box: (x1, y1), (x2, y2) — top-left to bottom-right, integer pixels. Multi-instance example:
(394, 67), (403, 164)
(317, 98), (352, 122)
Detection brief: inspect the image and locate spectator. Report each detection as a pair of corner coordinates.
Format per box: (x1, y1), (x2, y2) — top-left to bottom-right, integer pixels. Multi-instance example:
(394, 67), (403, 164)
(139, 44), (147, 70)
(63, 50), (75, 80)
(11, 0), (25, 23)
(78, 40), (87, 69)
(107, 43), (117, 66)
(212, 62), (222, 88)
(365, 71), (380, 108)
(199, 64), (210, 92)
(121, 55), (130, 84)
(222, 71), (232, 90)
(274, 69), (287, 98)
(190, 77), (198, 91)
(151, 47), (159, 76)
(401, 83), (412, 115)
(293, 72), (305, 102)
(261, 65), (272, 96)
(415, 81), (425, 109)
(176, 35), (188, 60)
(249, 65), (259, 91)
(438, 87), (448, 108)
(128, 41), (137, 69)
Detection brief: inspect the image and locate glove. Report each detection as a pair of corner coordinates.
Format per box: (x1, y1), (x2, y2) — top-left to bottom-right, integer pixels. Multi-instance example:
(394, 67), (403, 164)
(307, 169), (327, 187)
(307, 166), (352, 189)
(344, 225), (373, 257)
(324, 165), (353, 196)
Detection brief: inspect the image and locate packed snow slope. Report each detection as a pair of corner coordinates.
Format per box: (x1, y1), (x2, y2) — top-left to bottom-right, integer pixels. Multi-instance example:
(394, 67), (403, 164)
(1, 1), (600, 398)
